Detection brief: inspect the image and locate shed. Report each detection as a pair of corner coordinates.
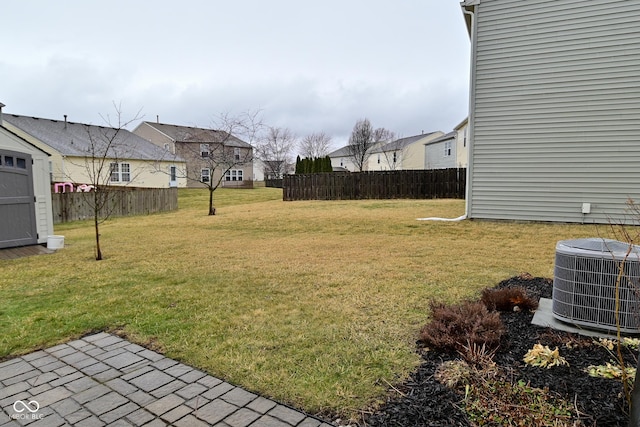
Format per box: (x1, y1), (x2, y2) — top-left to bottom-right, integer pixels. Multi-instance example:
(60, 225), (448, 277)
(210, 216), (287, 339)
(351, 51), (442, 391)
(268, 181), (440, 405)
(0, 107), (54, 248)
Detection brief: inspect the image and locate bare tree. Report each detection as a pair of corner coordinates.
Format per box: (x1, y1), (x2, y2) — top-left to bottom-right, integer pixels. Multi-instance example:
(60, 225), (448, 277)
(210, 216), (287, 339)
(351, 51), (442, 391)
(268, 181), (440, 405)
(347, 118), (394, 172)
(299, 131), (332, 159)
(72, 103), (143, 260)
(377, 132), (402, 171)
(166, 110), (262, 215)
(256, 126), (297, 179)
(347, 118), (373, 172)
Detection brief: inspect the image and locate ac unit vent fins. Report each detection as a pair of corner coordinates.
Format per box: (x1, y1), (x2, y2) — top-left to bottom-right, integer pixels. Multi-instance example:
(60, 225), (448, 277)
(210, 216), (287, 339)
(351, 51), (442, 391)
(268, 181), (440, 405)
(552, 238), (640, 334)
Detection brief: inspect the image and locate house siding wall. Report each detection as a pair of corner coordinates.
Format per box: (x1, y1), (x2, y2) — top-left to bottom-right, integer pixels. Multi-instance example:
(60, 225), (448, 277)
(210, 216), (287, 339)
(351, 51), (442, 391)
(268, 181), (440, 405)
(330, 155), (358, 172)
(425, 139), (456, 170)
(175, 143), (253, 188)
(63, 158), (187, 188)
(132, 123), (175, 153)
(455, 121), (468, 168)
(469, 0), (640, 223)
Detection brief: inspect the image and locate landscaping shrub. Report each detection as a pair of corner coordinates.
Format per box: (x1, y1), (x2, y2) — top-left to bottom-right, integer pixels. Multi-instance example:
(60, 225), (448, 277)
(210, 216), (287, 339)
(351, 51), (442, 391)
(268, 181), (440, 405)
(481, 286), (538, 312)
(419, 300), (505, 353)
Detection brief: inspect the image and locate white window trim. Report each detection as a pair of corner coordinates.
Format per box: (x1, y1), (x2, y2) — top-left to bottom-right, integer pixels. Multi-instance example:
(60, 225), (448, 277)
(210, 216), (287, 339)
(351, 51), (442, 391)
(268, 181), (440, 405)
(110, 162), (131, 182)
(444, 141), (452, 157)
(201, 168), (211, 183)
(225, 169), (243, 181)
(200, 144), (210, 158)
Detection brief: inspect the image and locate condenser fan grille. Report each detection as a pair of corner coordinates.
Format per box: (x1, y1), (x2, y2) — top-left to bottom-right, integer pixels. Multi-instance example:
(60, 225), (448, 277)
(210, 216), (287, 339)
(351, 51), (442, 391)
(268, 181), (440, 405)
(552, 238), (640, 333)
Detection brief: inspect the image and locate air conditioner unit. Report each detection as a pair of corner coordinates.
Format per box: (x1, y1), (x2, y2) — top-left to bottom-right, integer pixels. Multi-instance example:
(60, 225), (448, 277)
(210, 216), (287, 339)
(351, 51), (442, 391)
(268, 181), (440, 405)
(552, 238), (640, 334)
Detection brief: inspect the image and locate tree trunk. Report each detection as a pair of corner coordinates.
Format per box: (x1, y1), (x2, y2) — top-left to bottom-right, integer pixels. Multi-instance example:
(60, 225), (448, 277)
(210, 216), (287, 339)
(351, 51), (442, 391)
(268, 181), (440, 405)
(629, 351), (640, 426)
(208, 188), (216, 215)
(94, 213), (102, 261)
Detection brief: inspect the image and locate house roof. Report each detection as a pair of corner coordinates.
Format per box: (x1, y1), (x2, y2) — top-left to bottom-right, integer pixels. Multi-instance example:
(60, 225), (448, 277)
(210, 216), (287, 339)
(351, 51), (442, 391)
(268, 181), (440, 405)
(328, 145), (352, 157)
(371, 132), (441, 153)
(4, 114), (181, 161)
(460, 0), (478, 36)
(138, 121), (252, 148)
(425, 131), (457, 145)
(0, 125), (51, 156)
(454, 117), (468, 131)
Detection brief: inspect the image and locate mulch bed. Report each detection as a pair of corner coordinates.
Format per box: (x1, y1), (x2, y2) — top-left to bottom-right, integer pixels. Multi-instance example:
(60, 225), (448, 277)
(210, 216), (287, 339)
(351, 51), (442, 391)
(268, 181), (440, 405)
(363, 275), (636, 426)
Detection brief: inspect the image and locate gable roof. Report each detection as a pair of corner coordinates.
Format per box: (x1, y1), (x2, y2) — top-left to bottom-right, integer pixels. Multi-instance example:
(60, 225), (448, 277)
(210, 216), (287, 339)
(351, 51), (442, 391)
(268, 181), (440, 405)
(327, 145), (352, 157)
(3, 114), (180, 161)
(454, 117), (468, 131)
(372, 132), (441, 153)
(0, 125), (51, 156)
(425, 131), (457, 146)
(138, 121), (252, 148)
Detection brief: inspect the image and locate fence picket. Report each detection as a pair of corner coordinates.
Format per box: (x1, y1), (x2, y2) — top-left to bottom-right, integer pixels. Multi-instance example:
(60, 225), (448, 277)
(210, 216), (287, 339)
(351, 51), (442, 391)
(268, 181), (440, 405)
(282, 169), (466, 201)
(51, 187), (178, 224)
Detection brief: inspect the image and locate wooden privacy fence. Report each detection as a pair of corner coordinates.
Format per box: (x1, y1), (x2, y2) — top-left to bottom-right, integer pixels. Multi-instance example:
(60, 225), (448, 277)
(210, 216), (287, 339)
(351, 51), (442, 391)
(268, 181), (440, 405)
(283, 169), (466, 201)
(51, 187), (178, 224)
(265, 179), (284, 188)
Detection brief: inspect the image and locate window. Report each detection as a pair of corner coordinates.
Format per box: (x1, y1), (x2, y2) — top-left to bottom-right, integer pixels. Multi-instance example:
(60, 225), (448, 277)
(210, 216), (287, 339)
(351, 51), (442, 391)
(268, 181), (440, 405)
(200, 144), (210, 158)
(110, 163), (119, 182)
(463, 128), (467, 147)
(225, 169), (243, 181)
(110, 162), (131, 182)
(377, 154), (380, 164)
(170, 166), (177, 181)
(393, 152), (397, 163)
(444, 141), (452, 157)
(4, 156), (13, 167)
(121, 163), (130, 181)
(201, 168), (210, 183)
(16, 158), (26, 169)
(234, 148), (241, 162)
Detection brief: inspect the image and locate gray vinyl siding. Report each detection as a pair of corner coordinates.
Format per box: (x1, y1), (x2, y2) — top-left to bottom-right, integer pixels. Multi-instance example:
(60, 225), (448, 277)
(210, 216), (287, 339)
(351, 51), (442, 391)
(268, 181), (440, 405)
(468, 0), (640, 223)
(425, 141), (456, 170)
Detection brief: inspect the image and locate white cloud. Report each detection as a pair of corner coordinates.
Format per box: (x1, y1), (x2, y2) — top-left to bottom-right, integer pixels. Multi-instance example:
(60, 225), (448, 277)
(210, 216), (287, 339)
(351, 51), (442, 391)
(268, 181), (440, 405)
(0, 0), (470, 149)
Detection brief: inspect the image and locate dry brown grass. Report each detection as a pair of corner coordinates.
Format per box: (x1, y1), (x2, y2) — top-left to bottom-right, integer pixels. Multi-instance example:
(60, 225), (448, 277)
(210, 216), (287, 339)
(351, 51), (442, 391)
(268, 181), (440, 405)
(0, 188), (609, 419)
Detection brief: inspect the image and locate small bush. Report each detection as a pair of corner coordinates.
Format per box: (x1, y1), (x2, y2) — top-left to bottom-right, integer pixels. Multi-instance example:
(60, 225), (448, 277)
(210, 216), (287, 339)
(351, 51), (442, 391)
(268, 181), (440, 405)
(523, 343), (569, 369)
(435, 360), (472, 388)
(419, 300), (505, 353)
(481, 286), (538, 312)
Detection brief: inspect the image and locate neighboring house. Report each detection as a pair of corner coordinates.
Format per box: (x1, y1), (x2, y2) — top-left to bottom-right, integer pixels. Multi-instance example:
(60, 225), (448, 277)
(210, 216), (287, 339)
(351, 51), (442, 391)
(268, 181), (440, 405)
(133, 121), (253, 188)
(3, 114), (185, 189)
(424, 131), (457, 170)
(261, 160), (294, 180)
(369, 131), (443, 171)
(0, 106), (54, 248)
(328, 145), (359, 172)
(454, 117), (468, 168)
(461, 0), (640, 223)
(253, 159), (265, 182)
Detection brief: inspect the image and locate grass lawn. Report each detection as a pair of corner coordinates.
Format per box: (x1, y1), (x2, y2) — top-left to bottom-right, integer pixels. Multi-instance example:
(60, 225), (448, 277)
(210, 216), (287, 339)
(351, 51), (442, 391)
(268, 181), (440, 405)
(0, 187), (608, 419)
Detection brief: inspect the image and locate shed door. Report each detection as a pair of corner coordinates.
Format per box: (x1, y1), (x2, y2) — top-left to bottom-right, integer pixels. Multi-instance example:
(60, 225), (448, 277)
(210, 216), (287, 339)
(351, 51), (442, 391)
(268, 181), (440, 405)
(0, 149), (38, 248)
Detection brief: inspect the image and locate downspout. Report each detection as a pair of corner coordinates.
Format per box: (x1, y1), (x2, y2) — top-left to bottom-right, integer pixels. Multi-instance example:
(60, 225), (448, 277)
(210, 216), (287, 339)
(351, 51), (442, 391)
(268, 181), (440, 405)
(460, 3), (476, 222)
(417, 2), (476, 222)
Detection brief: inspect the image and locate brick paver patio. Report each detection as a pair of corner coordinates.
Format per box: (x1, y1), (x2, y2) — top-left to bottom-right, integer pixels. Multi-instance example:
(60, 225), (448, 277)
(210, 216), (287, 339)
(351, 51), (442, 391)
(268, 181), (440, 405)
(0, 333), (333, 426)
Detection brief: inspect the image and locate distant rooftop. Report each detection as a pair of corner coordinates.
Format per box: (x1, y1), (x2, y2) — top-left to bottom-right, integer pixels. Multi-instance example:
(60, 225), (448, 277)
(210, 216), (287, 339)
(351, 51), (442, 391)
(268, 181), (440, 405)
(4, 114), (181, 161)
(138, 121), (251, 148)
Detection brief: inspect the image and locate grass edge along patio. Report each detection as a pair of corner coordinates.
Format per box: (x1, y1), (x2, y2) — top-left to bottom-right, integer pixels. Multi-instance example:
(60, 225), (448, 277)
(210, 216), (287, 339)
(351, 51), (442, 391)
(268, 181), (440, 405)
(0, 188), (607, 420)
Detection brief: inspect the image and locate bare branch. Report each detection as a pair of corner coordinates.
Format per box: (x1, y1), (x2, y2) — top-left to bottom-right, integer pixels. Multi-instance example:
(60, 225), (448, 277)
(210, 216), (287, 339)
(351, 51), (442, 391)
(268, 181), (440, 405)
(256, 126), (297, 179)
(299, 131), (332, 159)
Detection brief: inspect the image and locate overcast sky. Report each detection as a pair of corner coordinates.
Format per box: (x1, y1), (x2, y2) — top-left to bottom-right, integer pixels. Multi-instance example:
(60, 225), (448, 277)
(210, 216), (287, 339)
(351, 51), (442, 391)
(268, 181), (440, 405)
(1, 1), (470, 151)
